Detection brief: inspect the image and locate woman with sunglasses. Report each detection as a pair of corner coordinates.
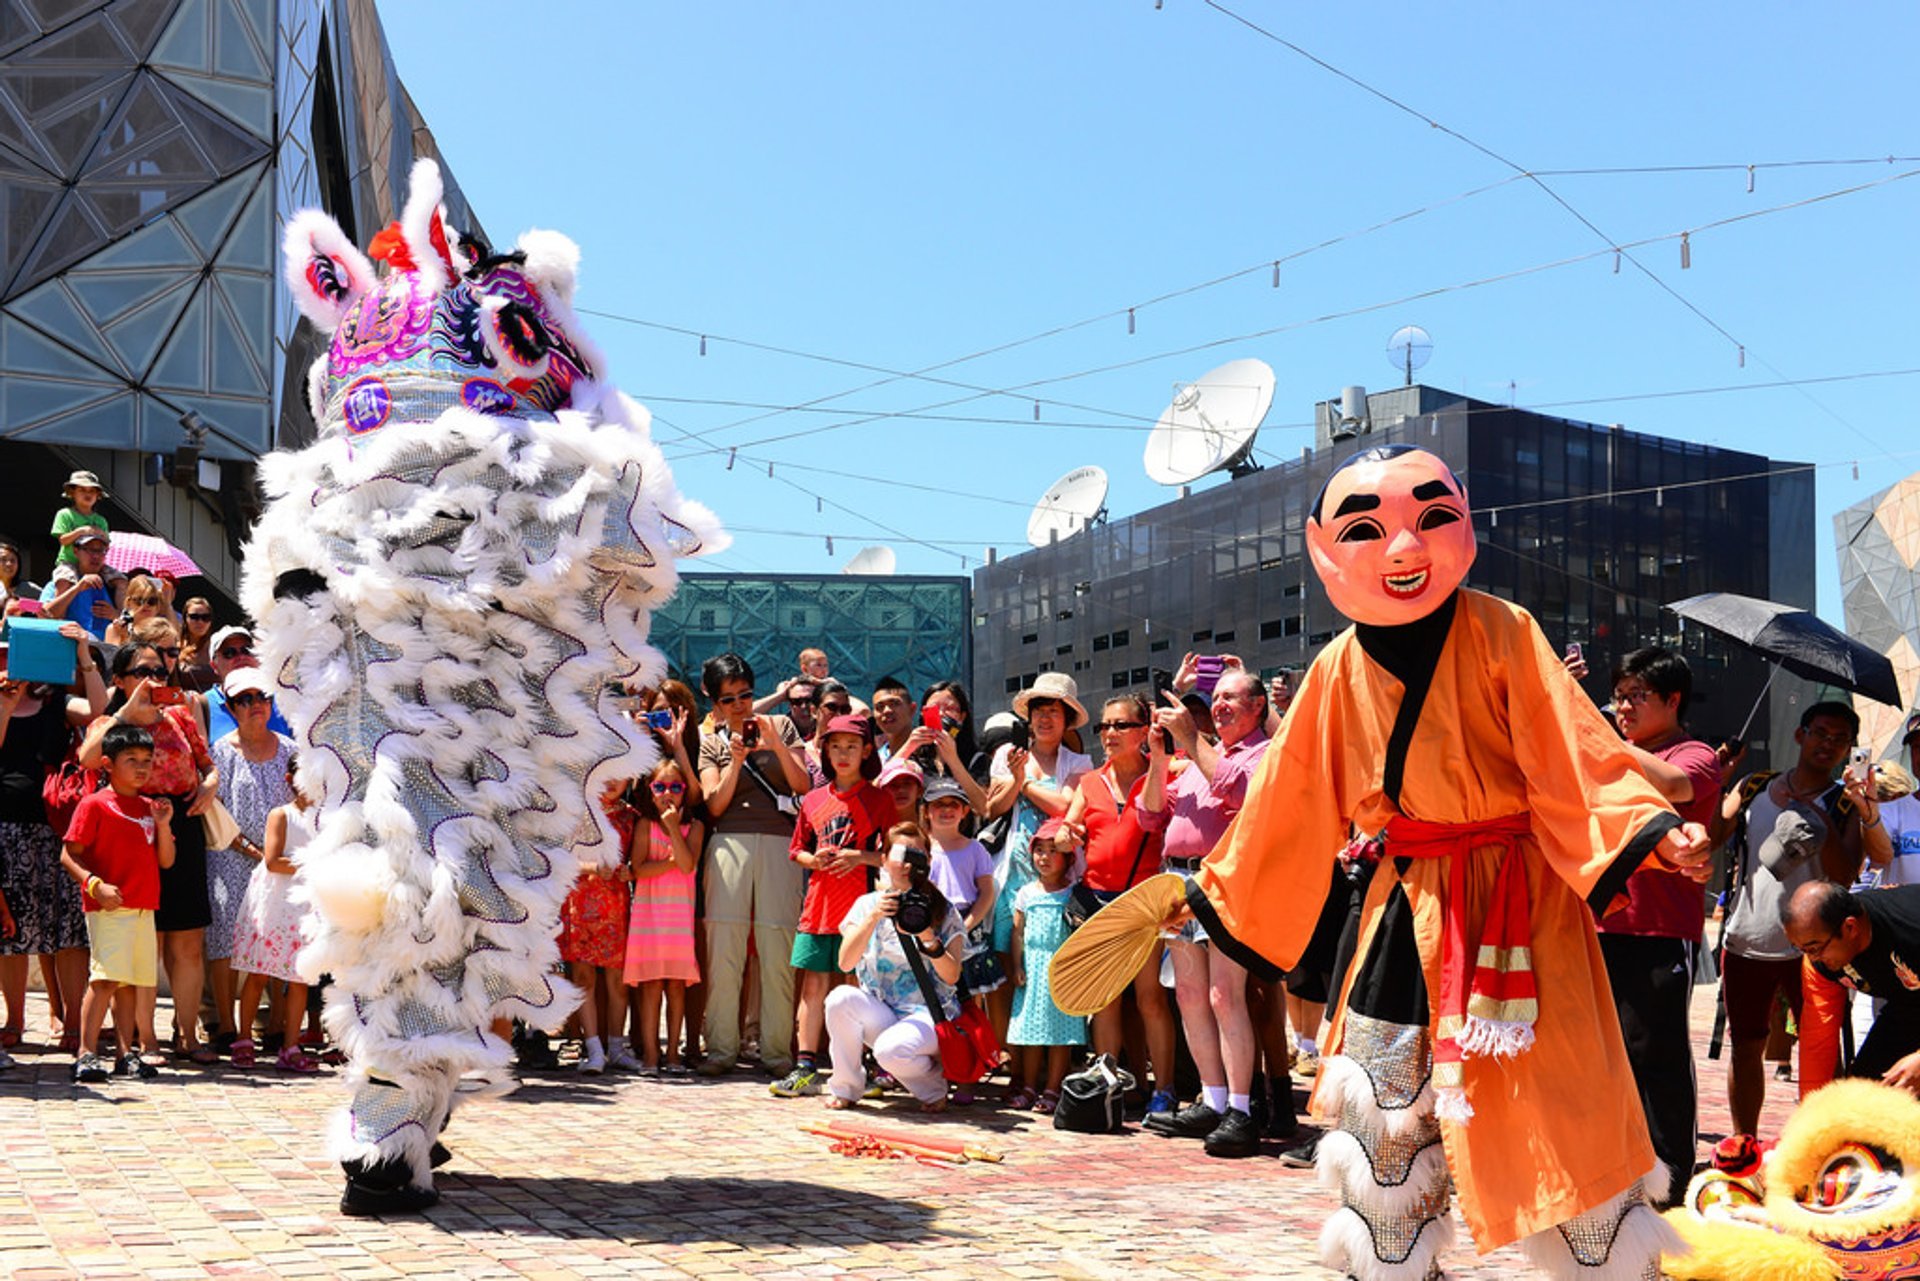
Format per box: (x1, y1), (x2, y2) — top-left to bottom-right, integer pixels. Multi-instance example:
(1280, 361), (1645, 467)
(1061, 693), (1178, 1117)
(176, 598), (217, 693)
(0, 620), (106, 1055)
(624, 757), (702, 1074)
(77, 641), (219, 1064)
(205, 667), (295, 1066)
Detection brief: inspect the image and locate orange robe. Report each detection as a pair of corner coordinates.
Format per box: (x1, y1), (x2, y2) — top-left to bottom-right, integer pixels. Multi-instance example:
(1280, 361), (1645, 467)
(1191, 589), (1679, 1251)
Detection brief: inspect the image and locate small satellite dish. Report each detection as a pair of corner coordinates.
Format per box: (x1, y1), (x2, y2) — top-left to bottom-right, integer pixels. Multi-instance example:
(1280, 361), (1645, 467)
(1143, 358), (1274, 486)
(841, 545), (897, 576)
(1027, 466), (1109, 548)
(1387, 325), (1432, 386)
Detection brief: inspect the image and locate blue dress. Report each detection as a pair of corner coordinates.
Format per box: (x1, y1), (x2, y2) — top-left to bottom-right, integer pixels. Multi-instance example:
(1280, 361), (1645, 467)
(1007, 882), (1087, 1047)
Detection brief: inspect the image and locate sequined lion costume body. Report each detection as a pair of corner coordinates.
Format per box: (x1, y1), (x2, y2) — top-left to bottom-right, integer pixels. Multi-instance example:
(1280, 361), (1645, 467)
(242, 159), (724, 1212)
(1662, 1079), (1920, 1281)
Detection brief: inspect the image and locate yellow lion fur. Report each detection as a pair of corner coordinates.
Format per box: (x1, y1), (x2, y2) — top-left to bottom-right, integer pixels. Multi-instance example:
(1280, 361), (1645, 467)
(1662, 1078), (1920, 1280)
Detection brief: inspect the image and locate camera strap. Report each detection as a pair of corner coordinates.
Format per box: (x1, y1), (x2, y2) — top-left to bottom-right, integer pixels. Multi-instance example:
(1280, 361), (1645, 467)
(734, 744), (787, 806)
(900, 922), (972, 1019)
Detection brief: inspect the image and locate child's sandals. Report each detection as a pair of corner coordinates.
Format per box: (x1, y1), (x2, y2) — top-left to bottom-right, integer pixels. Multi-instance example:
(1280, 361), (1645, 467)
(276, 1045), (320, 1074)
(1006, 1086), (1038, 1110)
(229, 1038), (256, 1068)
(1033, 1089), (1060, 1115)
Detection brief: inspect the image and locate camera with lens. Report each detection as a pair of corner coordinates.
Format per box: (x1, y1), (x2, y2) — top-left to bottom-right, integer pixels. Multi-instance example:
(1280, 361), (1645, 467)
(894, 887), (935, 936)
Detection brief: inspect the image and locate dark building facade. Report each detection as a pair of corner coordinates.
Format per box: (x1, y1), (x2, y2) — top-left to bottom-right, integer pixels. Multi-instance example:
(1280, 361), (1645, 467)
(650, 573), (972, 706)
(974, 384), (1815, 767)
(0, 0), (478, 605)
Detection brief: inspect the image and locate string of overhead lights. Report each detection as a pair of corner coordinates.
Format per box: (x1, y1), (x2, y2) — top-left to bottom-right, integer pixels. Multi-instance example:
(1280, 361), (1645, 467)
(1190, 0), (1894, 456)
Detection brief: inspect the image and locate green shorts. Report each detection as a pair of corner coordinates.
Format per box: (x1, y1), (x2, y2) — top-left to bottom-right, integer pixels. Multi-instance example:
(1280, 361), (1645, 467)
(790, 931), (845, 974)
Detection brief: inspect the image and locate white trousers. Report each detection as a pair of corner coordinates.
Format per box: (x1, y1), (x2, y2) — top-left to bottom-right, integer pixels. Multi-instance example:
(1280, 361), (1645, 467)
(824, 986), (945, 1104)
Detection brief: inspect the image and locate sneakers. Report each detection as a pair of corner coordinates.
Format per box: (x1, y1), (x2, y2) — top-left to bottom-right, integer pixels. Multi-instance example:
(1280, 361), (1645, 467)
(1203, 1108), (1260, 1159)
(606, 1047), (642, 1073)
(1145, 1089), (1177, 1117)
(1278, 1131), (1321, 1169)
(114, 1050), (158, 1079)
(1145, 1100), (1224, 1138)
(577, 1040), (607, 1075)
(770, 1063), (823, 1098)
(71, 1052), (110, 1083)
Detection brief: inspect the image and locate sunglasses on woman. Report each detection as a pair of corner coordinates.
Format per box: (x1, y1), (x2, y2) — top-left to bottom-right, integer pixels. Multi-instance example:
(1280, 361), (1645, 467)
(231, 691), (274, 708)
(127, 666), (167, 680)
(650, 781), (686, 794)
(1097, 720), (1147, 732)
(186, 613), (213, 623)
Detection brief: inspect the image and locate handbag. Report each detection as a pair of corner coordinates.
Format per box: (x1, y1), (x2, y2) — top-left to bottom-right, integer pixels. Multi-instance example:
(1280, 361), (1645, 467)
(1054, 1053), (1135, 1134)
(201, 796), (243, 851)
(901, 925), (1001, 1085)
(42, 758), (99, 838)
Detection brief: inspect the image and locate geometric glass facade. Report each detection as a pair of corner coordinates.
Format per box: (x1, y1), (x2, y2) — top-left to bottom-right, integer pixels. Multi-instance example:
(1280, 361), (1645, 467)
(1835, 472), (1920, 758)
(974, 384), (1816, 769)
(0, 0), (478, 602)
(650, 574), (972, 707)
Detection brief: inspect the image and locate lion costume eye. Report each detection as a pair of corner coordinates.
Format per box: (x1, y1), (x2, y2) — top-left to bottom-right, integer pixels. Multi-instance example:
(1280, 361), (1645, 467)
(481, 295), (553, 379)
(1802, 1143), (1903, 1215)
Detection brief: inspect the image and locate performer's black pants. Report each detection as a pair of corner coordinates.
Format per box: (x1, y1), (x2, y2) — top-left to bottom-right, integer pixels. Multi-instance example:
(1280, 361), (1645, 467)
(1598, 933), (1696, 1207)
(1847, 998), (1920, 1082)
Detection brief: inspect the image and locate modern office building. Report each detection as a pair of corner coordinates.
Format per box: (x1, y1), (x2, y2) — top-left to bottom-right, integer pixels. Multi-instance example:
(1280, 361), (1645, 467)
(649, 573), (973, 706)
(1835, 471), (1920, 756)
(974, 384), (1816, 767)
(0, 0), (479, 606)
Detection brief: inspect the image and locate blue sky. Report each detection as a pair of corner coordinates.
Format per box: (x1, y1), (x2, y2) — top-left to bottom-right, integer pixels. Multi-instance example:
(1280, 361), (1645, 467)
(382, 3), (1919, 622)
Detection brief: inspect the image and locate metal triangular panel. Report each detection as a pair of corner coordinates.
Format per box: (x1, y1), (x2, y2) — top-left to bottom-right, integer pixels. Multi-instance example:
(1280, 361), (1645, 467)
(153, 387), (267, 455)
(0, 1), (44, 59)
(0, 141), (64, 290)
(154, 65), (270, 137)
(167, 161), (254, 254)
(105, 276), (196, 377)
(145, 278), (208, 390)
(80, 71), (263, 185)
(65, 204), (198, 272)
(212, 166), (268, 268)
(107, 0), (181, 60)
(147, 0), (211, 76)
(212, 269), (268, 369)
(206, 282), (263, 394)
(211, 0), (267, 81)
(9, 189), (113, 295)
(10, 390), (139, 446)
(6, 275), (123, 373)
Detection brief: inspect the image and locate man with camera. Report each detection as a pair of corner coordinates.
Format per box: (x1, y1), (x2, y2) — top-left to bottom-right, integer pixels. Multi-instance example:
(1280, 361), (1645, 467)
(696, 653), (811, 1078)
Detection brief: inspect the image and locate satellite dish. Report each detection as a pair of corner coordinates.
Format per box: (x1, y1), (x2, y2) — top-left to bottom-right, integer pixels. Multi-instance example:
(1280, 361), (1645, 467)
(1027, 465), (1109, 548)
(1143, 358), (1274, 486)
(841, 545), (897, 576)
(1387, 325), (1432, 386)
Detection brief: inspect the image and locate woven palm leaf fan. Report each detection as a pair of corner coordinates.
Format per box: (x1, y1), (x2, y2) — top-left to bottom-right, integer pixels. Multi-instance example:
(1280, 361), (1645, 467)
(1050, 872), (1189, 1016)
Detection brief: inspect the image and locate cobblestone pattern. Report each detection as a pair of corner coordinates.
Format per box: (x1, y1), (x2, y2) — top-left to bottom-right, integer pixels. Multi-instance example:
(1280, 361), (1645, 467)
(0, 984), (1797, 1279)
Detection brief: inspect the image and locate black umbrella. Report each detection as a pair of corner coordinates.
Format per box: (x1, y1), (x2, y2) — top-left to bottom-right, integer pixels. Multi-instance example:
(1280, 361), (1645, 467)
(1665, 591), (1902, 708)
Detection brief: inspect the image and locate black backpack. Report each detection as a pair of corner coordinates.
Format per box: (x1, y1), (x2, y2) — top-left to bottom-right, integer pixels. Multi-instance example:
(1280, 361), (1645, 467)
(1053, 1054), (1134, 1135)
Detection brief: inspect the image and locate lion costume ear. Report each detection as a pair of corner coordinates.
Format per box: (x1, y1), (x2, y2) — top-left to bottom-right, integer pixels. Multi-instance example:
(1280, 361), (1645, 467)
(396, 157), (466, 291)
(282, 210), (375, 333)
(514, 229), (580, 306)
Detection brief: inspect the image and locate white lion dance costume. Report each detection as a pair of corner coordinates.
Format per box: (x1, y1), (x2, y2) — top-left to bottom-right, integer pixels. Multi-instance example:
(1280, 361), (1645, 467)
(242, 160), (724, 1214)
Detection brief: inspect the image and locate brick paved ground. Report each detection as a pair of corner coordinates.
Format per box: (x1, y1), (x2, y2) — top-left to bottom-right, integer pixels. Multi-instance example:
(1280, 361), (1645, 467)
(0, 982), (1797, 1280)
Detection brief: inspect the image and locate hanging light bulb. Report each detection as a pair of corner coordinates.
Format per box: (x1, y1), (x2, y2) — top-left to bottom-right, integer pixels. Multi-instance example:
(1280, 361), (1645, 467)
(1679, 232), (1691, 269)
(725, 448), (736, 470)
(816, 496), (823, 513)
(1034, 400), (1041, 421)
(766, 461), (774, 477)
(1490, 509), (1499, 528)
(1271, 261), (1280, 288)
(1656, 487), (1664, 507)
(1747, 165), (1755, 194)
(1737, 346), (1745, 368)
(1127, 308), (1136, 335)
(1612, 249), (1621, 274)
(699, 334), (707, 356)
(825, 536), (834, 556)
(1854, 461), (1861, 480)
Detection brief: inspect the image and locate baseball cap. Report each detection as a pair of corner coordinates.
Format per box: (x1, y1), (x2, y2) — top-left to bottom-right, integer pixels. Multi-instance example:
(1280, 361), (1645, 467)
(1032, 816), (1069, 844)
(923, 776), (967, 805)
(72, 528), (108, 547)
(210, 625), (254, 654)
(821, 713), (871, 740)
(875, 756), (925, 790)
(222, 666), (274, 699)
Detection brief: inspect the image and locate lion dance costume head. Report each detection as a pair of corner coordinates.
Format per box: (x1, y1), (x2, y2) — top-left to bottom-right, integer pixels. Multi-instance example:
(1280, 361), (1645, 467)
(1663, 1079), (1920, 1280)
(242, 159), (725, 1212)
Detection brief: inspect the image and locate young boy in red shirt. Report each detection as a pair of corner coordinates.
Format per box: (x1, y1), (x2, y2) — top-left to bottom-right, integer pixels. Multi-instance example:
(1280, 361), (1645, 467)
(61, 723), (175, 1083)
(771, 714), (895, 1098)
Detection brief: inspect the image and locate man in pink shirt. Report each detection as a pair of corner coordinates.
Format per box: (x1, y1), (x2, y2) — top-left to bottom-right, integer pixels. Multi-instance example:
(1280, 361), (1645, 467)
(1140, 670), (1273, 1158)
(1603, 647), (1723, 1206)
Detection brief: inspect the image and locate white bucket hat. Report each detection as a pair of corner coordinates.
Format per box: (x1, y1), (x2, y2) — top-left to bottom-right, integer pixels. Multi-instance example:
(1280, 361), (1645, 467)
(1011, 671), (1088, 729)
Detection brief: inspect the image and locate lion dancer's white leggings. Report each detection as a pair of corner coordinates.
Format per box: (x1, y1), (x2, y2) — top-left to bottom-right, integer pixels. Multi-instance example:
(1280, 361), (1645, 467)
(823, 987), (945, 1104)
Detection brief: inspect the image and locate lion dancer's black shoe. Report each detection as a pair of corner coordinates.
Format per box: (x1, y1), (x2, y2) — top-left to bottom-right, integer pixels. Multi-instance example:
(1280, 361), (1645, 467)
(340, 1154), (439, 1217)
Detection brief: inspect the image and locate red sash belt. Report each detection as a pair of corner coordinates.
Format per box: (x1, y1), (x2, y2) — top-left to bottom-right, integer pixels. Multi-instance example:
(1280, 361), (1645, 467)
(1382, 812), (1536, 1123)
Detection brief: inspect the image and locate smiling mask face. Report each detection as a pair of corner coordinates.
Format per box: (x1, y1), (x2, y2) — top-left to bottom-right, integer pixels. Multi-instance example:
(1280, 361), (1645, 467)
(1306, 447), (1476, 626)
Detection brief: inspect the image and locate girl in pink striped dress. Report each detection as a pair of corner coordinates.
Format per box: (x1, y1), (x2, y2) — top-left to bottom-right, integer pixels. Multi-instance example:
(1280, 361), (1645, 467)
(624, 759), (702, 1074)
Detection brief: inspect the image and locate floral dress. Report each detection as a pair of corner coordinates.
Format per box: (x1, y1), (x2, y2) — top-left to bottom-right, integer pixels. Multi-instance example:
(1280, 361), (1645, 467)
(560, 804), (634, 969)
(207, 733), (294, 960)
(231, 806), (311, 983)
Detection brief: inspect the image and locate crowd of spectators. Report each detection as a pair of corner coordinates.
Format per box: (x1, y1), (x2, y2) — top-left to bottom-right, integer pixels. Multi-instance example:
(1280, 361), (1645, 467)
(4, 467), (1919, 1182)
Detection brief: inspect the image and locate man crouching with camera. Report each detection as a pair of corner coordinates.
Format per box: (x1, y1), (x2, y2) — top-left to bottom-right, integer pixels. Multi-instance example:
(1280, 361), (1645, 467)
(822, 822), (966, 1112)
